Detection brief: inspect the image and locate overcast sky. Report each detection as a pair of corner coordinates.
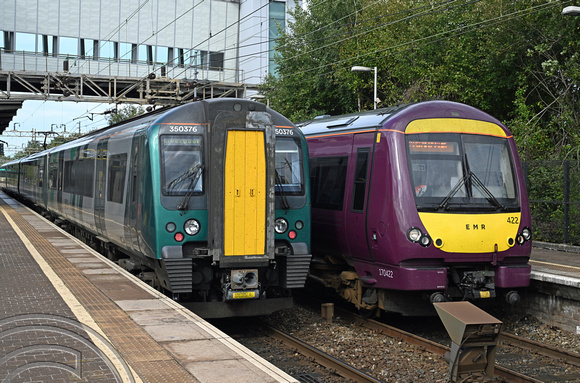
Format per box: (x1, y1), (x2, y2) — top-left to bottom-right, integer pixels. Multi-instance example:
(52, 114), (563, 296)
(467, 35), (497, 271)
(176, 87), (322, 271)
(3, 100), (111, 155)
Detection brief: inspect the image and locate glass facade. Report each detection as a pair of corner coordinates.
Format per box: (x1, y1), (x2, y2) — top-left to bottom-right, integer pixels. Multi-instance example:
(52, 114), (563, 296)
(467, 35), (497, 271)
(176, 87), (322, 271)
(269, 2), (286, 75)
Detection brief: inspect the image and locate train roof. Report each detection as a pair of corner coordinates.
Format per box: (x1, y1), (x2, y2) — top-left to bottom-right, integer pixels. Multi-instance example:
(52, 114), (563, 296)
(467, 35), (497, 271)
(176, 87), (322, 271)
(297, 100), (507, 137)
(297, 104), (409, 136)
(3, 99), (298, 165)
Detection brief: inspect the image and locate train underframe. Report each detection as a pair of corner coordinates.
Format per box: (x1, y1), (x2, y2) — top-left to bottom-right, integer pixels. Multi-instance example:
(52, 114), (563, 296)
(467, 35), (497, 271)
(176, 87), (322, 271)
(308, 257), (526, 316)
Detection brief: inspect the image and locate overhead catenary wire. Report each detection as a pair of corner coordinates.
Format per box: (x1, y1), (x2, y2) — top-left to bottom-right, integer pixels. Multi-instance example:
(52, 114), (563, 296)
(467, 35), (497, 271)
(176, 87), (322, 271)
(273, 0), (567, 83)
(241, 0), (471, 78)
(29, 0), (573, 137)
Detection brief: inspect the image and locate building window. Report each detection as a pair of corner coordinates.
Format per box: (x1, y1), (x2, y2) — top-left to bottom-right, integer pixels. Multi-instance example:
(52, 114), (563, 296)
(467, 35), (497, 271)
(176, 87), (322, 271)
(201, 51), (224, 70)
(60, 37), (78, 56)
(100, 41), (118, 60)
(139, 45), (153, 63)
(81, 39), (99, 59)
(43, 35), (56, 57)
(269, 1), (285, 75)
(15, 32), (36, 52)
(156, 46), (168, 64)
(184, 49), (199, 68)
(119, 42), (137, 63)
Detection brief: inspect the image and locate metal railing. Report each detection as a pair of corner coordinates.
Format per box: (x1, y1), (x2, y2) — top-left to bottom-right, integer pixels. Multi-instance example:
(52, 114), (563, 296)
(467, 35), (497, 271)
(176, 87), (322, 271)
(523, 160), (580, 245)
(0, 49), (242, 83)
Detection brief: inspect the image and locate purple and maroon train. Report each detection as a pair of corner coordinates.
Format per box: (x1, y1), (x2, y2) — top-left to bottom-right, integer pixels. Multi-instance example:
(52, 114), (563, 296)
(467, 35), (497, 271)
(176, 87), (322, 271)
(299, 100), (532, 316)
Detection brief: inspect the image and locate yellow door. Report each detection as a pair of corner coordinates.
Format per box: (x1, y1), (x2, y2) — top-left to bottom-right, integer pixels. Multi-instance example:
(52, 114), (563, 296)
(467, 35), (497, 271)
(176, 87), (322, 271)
(224, 130), (266, 256)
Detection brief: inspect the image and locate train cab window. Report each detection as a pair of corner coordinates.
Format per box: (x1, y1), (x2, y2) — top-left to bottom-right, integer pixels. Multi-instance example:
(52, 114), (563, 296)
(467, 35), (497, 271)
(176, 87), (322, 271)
(275, 137), (304, 195)
(310, 156), (348, 211)
(108, 154), (127, 204)
(463, 136), (516, 200)
(406, 133), (518, 210)
(352, 148), (370, 211)
(160, 135), (204, 196)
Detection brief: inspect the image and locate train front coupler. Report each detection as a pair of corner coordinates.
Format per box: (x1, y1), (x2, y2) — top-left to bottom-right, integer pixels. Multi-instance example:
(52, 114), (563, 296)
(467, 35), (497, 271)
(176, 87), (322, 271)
(222, 269), (261, 301)
(458, 270), (496, 300)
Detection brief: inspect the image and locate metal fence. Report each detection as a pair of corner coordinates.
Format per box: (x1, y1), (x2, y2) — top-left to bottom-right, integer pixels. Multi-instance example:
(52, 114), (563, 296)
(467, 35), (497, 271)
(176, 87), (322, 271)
(523, 160), (580, 245)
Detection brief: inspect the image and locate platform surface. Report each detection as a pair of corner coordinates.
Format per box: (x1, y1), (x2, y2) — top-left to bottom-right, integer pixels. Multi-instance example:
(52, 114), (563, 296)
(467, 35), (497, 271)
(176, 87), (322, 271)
(0, 192), (298, 383)
(531, 242), (580, 288)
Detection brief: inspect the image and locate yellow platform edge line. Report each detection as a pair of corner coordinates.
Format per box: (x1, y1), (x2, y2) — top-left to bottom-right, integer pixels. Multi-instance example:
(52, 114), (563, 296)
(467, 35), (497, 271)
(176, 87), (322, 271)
(0, 204), (143, 383)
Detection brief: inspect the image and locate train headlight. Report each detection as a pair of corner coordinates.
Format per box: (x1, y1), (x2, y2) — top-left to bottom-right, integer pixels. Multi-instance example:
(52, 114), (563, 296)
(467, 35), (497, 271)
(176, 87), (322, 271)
(420, 235), (432, 247)
(184, 219), (200, 236)
(275, 218), (288, 234)
(521, 227), (532, 241)
(166, 222), (176, 233)
(407, 227), (422, 243)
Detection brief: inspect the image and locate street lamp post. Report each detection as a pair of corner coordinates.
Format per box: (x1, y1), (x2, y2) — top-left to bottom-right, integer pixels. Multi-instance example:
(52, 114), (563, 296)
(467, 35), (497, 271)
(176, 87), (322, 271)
(351, 65), (377, 110)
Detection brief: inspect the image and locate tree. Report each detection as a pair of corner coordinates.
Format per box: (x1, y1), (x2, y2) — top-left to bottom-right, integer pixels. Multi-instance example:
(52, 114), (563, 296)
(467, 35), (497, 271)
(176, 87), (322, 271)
(13, 140), (43, 159)
(259, 1), (361, 121)
(105, 105), (145, 125)
(262, 0), (580, 160)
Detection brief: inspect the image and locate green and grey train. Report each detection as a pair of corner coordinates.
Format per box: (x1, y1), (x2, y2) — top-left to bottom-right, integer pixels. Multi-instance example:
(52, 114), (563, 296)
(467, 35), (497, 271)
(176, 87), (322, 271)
(1, 99), (311, 318)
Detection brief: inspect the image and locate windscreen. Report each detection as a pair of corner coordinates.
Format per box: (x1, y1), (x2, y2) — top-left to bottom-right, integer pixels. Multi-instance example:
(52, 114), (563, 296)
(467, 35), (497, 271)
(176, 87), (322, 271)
(275, 137), (304, 195)
(407, 133), (518, 211)
(160, 135), (203, 196)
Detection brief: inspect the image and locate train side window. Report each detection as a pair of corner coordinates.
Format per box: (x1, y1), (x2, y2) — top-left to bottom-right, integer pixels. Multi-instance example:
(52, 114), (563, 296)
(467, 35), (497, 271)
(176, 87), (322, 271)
(352, 148), (370, 211)
(48, 160), (57, 189)
(63, 160), (75, 193)
(310, 156), (348, 211)
(108, 153), (128, 204)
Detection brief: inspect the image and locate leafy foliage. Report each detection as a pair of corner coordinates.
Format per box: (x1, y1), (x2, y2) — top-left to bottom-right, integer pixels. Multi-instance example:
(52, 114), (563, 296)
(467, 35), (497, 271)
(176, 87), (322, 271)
(105, 105), (145, 125)
(263, 0), (580, 160)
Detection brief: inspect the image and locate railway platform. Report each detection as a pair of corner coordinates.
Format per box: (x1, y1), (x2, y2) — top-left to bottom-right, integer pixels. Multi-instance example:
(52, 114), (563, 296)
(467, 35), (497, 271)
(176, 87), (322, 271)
(0, 191), (298, 383)
(531, 241), (580, 283)
(526, 242), (580, 334)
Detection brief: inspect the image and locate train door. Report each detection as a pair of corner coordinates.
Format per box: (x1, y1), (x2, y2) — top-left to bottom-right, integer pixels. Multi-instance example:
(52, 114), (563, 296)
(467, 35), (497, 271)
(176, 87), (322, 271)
(127, 135), (142, 252)
(57, 152), (64, 208)
(207, 110), (276, 265)
(224, 130), (266, 256)
(94, 138), (108, 236)
(345, 132), (375, 261)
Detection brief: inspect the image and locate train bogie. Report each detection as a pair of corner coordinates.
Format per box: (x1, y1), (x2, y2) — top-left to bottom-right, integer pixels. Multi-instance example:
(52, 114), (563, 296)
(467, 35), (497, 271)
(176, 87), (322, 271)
(2, 99), (311, 318)
(300, 101), (531, 316)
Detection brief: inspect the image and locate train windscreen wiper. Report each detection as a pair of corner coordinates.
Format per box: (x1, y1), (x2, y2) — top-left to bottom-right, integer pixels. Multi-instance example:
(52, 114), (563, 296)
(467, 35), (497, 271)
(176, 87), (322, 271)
(438, 171), (506, 211)
(166, 164), (203, 212)
(469, 171), (506, 211)
(167, 163), (202, 192)
(275, 169), (291, 211)
(438, 172), (470, 210)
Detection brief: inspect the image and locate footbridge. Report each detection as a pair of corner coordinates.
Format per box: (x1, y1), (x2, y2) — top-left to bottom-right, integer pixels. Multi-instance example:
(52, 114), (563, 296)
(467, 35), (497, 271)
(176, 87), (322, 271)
(0, 50), (251, 135)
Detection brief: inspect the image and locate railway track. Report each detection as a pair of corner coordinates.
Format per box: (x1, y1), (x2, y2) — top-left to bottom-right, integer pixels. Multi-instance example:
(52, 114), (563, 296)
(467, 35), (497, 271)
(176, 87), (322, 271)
(262, 323), (383, 383)
(331, 305), (580, 383)
(219, 298), (580, 382)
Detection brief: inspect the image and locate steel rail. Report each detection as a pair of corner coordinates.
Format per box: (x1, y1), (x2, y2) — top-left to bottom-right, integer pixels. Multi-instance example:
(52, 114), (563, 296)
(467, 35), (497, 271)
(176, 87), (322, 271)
(261, 322), (383, 383)
(334, 306), (544, 383)
(500, 332), (580, 368)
